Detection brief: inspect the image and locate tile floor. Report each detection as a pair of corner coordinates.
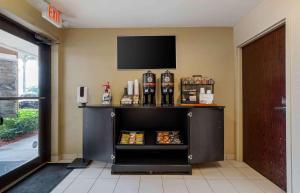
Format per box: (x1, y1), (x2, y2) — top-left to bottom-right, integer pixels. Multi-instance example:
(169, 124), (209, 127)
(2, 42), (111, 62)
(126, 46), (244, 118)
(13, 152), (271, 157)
(51, 160), (285, 193)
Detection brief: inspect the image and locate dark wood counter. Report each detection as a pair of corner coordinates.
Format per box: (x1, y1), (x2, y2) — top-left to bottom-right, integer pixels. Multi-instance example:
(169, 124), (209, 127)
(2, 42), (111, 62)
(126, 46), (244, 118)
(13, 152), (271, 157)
(81, 104), (224, 109)
(82, 105), (224, 174)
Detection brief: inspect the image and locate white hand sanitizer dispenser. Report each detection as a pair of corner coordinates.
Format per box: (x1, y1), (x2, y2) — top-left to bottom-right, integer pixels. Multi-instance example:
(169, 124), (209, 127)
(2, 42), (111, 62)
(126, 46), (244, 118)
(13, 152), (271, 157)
(77, 86), (88, 106)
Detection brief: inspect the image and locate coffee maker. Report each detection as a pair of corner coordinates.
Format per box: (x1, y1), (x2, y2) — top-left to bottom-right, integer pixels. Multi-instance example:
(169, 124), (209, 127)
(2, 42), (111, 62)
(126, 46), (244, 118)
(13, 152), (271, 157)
(161, 70), (174, 106)
(143, 70), (156, 105)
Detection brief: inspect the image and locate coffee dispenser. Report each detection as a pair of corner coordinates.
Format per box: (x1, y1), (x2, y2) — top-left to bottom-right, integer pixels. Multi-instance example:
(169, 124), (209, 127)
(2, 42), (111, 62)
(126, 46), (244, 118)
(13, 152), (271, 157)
(143, 70), (156, 105)
(161, 70), (174, 106)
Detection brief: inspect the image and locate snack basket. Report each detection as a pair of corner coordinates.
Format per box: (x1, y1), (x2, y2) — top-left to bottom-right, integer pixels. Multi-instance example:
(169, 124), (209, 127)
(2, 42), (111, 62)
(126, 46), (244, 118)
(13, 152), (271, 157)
(119, 130), (145, 145)
(156, 131), (183, 145)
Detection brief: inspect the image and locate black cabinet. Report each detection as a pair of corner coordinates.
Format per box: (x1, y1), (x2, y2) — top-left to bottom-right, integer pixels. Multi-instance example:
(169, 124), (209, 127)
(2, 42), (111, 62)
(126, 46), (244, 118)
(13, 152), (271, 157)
(82, 106), (224, 173)
(189, 107), (224, 164)
(83, 108), (114, 162)
(112, 107), (190, 173)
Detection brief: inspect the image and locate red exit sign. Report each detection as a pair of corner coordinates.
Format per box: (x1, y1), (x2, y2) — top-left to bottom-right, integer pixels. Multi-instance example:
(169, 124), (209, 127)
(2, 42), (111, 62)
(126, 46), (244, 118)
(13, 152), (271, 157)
(48, 4), (61, 23)
(42, 4), (63, 28)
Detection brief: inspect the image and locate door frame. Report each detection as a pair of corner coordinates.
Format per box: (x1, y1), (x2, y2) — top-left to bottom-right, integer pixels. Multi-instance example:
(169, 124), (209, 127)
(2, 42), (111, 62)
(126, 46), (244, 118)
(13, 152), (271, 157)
(0, 14), (51, 189)
(235, 19), (292, 192)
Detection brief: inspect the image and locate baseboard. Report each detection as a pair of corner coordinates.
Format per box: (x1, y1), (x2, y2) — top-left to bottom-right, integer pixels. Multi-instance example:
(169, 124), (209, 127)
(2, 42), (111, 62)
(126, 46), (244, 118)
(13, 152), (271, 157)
(53, 153), (236, 163)
(224, 154), (236, 160)
(51, 155), (60, 162)
(54, 154), (83, 163)
(61, 154), (77, 161)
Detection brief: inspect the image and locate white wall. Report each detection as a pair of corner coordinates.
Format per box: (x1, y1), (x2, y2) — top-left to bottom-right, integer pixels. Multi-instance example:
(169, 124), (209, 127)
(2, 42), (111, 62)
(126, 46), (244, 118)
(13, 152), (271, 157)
(234, 0), (300, 192)
(290, 4), (300, 193)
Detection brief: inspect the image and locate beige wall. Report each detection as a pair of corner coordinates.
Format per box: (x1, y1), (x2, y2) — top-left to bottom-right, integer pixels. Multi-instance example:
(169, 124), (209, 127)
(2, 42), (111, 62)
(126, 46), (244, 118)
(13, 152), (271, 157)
(234, 0), (300, 192)
(62, 28), (235, 157)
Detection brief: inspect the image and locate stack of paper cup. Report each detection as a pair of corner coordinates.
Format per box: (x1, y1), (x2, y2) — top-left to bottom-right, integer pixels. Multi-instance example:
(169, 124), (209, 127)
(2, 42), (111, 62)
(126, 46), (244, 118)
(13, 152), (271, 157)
(134, 79), (139, 96)
(128, 81), (134, 95)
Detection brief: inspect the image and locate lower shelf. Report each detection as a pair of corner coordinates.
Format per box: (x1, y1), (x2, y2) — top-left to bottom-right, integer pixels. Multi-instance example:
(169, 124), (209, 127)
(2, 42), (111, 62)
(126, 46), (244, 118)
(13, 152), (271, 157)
(115, 149), (188, 166)
(115, 157), (188, 165)
(115, 145), (188, 150)
(111, 164), (192, 174)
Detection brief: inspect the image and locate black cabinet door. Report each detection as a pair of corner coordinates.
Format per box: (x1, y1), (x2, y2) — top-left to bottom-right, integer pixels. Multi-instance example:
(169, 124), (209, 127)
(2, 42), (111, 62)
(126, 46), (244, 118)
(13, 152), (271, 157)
(189, 108), (224, 164)
(83, 108), (114, 163)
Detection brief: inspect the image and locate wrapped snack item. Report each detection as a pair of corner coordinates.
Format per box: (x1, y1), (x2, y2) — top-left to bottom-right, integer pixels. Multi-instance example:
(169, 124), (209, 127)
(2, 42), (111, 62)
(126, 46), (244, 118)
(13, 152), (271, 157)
(163, 131), (169, 135)
(163, 135), (170, 144)
(129, 132), (136, 144)
(135, 133), (144, 144)
(120, 133), (130, 144)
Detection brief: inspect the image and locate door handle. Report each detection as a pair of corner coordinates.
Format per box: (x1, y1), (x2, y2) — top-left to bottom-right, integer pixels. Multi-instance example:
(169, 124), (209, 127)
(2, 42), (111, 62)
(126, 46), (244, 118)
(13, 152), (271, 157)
(274, 106), (286, 111)
(0, 116), (3, 125)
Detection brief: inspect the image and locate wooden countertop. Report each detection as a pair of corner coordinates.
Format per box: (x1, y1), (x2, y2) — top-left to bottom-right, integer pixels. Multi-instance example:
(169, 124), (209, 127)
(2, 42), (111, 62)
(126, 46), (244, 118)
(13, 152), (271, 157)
(79, 104), (224, 109)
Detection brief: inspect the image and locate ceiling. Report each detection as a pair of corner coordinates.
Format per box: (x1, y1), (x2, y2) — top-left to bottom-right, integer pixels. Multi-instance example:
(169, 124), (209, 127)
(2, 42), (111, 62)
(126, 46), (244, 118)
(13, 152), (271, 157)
(27, 0), (262, 28)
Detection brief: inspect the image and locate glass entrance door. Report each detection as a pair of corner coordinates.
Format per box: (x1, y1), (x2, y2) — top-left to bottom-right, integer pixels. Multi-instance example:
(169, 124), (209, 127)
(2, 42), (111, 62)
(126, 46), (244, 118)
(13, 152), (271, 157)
(0, 15), (51, 189)
(0, 29), (40, 177)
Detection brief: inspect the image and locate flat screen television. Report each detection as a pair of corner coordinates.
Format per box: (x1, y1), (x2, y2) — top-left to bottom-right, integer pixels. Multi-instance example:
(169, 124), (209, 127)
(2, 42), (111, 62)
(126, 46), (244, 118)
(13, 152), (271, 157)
(117, 36), (176, 69)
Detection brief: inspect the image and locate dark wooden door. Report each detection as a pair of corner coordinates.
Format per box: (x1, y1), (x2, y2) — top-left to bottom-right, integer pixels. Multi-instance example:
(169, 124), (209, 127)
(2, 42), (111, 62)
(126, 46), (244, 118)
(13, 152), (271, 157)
(242, 25), (286, 190)
(83, 108), (114, 163)
(189, 108), (224, 164)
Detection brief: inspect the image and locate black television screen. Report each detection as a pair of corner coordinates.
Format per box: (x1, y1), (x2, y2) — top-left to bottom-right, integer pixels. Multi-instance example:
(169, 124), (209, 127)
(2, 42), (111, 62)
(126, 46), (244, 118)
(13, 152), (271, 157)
(117, 36), (176, 69)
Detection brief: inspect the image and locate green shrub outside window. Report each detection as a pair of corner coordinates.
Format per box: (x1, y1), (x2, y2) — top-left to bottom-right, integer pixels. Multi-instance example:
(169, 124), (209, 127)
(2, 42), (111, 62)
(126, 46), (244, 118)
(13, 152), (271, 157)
(0, 109), (38, 141)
